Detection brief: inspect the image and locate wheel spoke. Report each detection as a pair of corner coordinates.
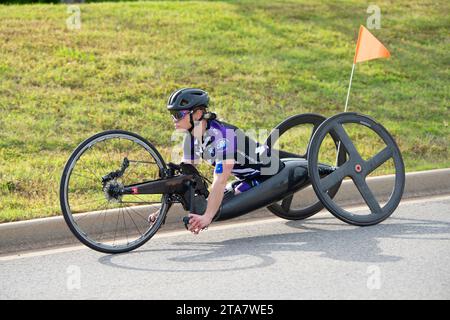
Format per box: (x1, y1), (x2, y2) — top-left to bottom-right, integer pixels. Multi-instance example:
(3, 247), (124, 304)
(71, 172), (99, 182)
(77, 163), (103, 183)
(353, 176), (382, 214)
(365, 146), (393, 175)
(333, 124), (362, 161)
(128, 159), (157, 164)
(126, 204), (151, 224)
(97, 207), (108, 242)
(122, 160), (159, 186)
(320, 161), (351, 191)
(128, 193), (163, 205)
(124, 207), (144, 237)
(281, 194), (293, 212)
(113, 209), (120, 246)
(70, 196), (106, 208)
(91, 145), (109, 175)
(120, 201), (162, 205)
(121, 204), (129, 245)
(74, 201), (108, 224)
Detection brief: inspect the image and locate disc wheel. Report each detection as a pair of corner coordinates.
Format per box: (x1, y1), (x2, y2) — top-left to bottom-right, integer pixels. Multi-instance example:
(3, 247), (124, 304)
(308, 112), (405, 226)
(264, 113), (346, 220)
(60, 130), (170, 254)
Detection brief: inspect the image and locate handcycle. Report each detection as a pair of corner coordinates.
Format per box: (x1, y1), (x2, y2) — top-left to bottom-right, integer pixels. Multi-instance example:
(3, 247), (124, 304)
(60, 112), (405, 254)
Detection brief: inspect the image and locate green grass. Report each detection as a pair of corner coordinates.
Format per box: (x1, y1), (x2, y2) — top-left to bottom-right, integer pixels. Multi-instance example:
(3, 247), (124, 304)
(0, 0), (449, 222)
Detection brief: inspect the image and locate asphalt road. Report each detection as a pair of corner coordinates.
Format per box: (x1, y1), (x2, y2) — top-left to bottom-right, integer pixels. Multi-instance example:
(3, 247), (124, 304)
(1, 194), (449, 300)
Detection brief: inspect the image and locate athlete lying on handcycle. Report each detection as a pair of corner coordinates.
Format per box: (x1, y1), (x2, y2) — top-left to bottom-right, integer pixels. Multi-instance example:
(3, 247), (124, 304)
(149, 88), (275, 234)
(60, 86), (405, 254)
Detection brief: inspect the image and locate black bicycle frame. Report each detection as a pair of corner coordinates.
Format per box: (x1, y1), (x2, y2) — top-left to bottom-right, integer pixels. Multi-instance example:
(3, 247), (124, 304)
(122, 174), (193, 196)
(121, 158), (335, 222)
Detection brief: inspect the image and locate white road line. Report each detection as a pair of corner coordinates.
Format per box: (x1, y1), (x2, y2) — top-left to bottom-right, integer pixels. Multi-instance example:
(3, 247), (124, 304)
(1, 194), (449, 262)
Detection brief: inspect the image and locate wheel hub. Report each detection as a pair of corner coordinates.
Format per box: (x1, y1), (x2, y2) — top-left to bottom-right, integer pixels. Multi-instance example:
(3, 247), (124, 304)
(355, 164), (362, 173)
(103, 180), (124, 203)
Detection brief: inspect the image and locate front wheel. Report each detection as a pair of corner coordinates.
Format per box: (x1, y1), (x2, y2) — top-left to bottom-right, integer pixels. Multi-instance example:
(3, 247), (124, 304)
(60, 130), (170, 254)
(308, 113), (405, 226)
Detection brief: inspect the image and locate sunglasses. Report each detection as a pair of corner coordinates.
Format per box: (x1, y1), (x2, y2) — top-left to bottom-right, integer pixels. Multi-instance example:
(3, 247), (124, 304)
(170, 110), (191, 121)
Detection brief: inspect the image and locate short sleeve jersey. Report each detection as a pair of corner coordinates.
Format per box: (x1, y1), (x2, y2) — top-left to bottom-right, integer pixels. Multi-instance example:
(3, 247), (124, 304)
(183, 119), (270, 180)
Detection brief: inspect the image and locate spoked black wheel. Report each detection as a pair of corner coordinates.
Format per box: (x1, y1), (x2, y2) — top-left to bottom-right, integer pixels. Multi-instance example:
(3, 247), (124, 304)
(308, 112), (405, 226)
(264, 113), (346, 220)
(60, 130), (170, 254)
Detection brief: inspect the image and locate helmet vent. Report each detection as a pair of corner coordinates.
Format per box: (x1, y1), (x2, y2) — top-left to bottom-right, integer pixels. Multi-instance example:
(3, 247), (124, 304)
(167, 88), (209, 111)
(170, 91), (183, 103)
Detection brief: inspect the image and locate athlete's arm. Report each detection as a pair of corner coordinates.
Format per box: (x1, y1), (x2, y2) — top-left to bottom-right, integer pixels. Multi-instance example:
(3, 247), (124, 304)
(188, 159), (234, 233)
(205, 159), (234, 218)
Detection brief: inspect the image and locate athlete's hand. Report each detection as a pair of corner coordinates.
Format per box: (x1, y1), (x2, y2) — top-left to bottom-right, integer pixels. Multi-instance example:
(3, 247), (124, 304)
(188, 213), (212, 235)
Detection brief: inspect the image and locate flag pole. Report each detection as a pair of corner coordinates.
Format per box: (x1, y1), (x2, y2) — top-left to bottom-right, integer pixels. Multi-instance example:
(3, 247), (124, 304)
(335, 62), (356, 166)
(333, 25), (391, 167)
(344, 63), (356, 112)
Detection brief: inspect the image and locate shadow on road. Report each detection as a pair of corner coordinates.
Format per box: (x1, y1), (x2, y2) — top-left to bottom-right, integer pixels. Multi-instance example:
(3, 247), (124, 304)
(98, 215), (450, 272)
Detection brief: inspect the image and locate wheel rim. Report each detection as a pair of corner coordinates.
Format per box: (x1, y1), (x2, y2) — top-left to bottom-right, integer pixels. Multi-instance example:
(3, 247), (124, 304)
(265, 113), (345, 219)
(308, 113), (405, 225)
(61, 132), (168, 252)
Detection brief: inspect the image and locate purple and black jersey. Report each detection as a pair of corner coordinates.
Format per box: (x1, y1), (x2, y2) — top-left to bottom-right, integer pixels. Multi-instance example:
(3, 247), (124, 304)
(183, 119), (270, 180)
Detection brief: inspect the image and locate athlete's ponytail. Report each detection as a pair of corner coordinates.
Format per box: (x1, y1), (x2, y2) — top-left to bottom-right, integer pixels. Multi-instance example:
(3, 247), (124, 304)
(202, 112), (217, 120)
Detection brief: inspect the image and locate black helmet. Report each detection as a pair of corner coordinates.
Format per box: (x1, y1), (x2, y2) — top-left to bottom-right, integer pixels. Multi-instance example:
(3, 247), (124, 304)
(167, 88), (209, 111)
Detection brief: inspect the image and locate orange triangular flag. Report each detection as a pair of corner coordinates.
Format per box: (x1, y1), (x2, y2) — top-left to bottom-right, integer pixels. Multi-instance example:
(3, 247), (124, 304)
(354, 25), (390, 63)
